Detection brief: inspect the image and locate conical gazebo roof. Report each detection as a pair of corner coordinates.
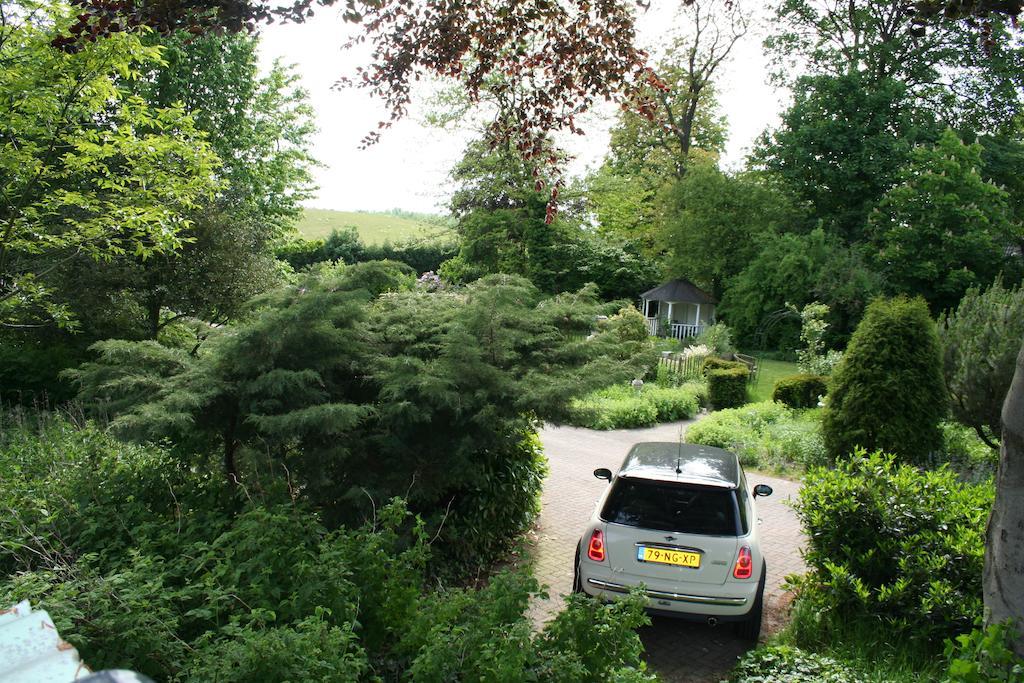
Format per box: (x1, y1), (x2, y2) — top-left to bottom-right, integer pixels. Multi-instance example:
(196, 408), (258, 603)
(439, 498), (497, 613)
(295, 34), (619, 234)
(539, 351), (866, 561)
(640, 279), (716, 305)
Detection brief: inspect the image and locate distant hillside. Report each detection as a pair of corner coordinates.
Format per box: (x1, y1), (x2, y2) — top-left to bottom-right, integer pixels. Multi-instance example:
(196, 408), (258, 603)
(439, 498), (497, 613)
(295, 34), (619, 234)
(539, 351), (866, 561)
(296, 208), (454, 245)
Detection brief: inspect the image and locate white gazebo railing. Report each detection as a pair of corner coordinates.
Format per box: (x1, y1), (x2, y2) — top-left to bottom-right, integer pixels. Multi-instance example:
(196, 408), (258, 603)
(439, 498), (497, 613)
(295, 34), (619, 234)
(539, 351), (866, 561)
(645, 318), (659, 336)
(669, 323), (704, 340)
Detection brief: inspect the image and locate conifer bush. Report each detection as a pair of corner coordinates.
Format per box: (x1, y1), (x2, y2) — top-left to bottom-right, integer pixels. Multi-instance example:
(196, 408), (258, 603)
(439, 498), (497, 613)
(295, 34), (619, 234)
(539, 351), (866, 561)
(822, 296), (947, 463)
(938, 276), (1024, 450)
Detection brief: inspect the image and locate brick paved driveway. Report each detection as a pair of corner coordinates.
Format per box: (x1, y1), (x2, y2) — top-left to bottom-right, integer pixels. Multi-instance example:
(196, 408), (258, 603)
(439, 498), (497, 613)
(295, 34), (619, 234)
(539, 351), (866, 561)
(530, 419), (806, 683)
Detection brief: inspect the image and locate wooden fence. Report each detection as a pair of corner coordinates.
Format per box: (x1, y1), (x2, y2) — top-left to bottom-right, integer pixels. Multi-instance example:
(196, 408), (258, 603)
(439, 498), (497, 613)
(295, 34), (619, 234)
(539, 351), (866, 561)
(658, 353), (710, 382)
(658, 352), (759, 384)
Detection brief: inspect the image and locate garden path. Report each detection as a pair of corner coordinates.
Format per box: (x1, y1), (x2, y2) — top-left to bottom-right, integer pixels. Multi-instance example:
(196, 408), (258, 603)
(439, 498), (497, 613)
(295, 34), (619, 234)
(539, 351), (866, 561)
(529, 419), (806, 683)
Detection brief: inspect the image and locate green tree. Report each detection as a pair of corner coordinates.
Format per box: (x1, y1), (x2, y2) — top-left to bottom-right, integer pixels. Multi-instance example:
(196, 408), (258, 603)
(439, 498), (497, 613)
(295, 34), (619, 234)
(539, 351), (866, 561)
(822, 297), (948, 464)
(441, 139), (580, 293)
(868, 129), (1019, 315)
(754, 72), (936, 243)
(60, 31), (318, 339)
(588, 1), (739, 251)
(939, 278), (1024, 449)
(661, 164), (807, 300)
(764, 0), (1024, 134)
(719, 229), (882, 349)
(0, 1), (219, 329)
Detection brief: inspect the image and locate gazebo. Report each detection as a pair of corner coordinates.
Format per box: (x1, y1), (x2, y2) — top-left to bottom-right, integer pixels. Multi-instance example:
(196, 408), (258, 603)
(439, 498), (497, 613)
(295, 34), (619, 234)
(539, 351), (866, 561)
(639, 279), (717, 339)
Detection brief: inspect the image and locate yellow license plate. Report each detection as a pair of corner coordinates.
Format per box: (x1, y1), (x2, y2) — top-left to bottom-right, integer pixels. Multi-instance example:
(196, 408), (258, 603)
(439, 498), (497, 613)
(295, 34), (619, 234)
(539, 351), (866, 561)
(637, 546), (701, 568)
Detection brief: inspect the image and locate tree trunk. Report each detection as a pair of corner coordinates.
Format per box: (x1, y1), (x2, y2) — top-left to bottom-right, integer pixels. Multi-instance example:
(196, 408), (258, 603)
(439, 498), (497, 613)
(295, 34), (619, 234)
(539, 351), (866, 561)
(984, 337), (1024, 655)
(146, 294), (163, 340)
(224, 437), (239, 485)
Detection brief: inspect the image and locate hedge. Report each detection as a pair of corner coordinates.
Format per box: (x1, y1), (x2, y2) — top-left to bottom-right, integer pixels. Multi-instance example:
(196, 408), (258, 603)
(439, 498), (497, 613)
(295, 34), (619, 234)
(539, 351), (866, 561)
(707, 366), (749, 409)
(772, 374), (828, 409)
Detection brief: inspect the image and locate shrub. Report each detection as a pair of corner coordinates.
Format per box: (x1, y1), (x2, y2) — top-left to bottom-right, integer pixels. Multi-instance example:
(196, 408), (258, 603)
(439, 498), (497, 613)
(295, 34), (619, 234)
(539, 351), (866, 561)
(822, 296), (947, 464)
(939, 276), (1024, 450)
(606, 305), (650, 343)
(693, 322), (736, 355)
(568, 382), (704, 430)
(730, 645), (864, 683)
(773, 374), (828, 409)
(707, 366), (749, 409)
(794, 302), (844, 376)
(687, 402), (825, 472)
(791, 450), (993, 648)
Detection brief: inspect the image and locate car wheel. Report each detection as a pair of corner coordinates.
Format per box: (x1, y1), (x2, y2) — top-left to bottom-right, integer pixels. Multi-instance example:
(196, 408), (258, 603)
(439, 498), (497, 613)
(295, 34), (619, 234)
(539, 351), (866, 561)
(572, 543), (584, 594)
(734, 560), (766, 642)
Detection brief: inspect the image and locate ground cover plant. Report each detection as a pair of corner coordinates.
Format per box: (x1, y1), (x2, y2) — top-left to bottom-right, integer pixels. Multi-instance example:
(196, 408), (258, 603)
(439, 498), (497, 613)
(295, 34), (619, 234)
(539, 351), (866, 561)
(686, 401), (826, 472)
(0, 419), (658, 682)
(567, 382), (706, 430)
(729, 645), (864, 683)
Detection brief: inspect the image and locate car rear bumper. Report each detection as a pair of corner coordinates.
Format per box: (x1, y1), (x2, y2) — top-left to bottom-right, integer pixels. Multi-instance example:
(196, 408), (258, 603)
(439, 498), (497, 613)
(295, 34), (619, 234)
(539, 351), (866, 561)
(586, 578), (748, 607)
(579, 568), (760, 618)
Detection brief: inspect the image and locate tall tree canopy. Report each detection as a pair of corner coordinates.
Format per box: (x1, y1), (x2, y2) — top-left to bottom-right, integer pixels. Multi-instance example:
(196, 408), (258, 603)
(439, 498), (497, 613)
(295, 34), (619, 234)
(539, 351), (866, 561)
(753, 72), (938, 243)
(868, 129), (1019, 314)
(661, 163), (807, 301)
(0, 1), (219, 329)
(765, 0), (1024, 134)
(53, 30), (318, 340)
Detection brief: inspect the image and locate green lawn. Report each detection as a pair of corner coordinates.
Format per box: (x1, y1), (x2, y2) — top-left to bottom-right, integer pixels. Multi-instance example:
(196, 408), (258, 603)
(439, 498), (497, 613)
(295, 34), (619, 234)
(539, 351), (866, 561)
(749, 358), (800, 403)
(296, 208), (453, 245)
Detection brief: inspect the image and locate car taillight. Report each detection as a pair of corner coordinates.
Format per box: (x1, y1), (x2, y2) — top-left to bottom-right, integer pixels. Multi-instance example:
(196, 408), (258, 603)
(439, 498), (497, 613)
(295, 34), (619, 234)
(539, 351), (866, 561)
(587, 529), (606, 562)
(733, 545), (753, 579)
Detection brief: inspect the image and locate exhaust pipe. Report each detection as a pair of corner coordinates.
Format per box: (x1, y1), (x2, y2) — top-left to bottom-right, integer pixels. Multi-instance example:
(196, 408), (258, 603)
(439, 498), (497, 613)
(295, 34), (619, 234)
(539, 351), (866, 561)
(707, 617), (718, 627)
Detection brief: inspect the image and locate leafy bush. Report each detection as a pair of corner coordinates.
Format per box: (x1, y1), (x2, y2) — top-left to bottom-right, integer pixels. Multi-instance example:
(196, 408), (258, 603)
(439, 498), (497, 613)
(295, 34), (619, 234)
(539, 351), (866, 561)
(693, 322), (736, 355)
(569, 382), (705, 429)
(730, 645), (864, 683)
(822, 296), (947, 464)
(687, 401), (826, 472)
(0, 421), (657, 681)
(707, 366), (749, 409)
(939, 276), (1024, 450)
(945, 620), (1024, 683)
(277, 227), (458, 275)
(791, 450), (993, 648)
(604, 304), (650, 343)
(773, 374), (828, 409)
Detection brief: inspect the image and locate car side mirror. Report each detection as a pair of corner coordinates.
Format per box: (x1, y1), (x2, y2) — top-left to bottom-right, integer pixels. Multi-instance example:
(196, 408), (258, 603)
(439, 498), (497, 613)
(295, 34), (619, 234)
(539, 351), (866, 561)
(593, 468), (612, 481)
(753, 484), (773, 498)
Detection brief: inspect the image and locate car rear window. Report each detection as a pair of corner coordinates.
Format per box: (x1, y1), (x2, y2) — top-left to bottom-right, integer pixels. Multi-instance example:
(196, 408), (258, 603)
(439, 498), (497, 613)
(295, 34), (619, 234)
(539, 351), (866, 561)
(601, 478), (738, 536)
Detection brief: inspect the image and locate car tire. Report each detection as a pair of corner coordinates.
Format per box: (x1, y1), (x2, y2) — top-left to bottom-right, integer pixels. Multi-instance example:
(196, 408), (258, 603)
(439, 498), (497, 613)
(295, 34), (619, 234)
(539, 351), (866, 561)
(734, 560), (766, 642)
(572, 543), (584, 594)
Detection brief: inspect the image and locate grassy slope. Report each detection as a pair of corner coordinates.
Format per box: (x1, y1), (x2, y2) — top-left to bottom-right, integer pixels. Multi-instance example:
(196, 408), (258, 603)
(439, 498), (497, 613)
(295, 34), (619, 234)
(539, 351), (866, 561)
(296, 208), (452, 245)
(749, 359), (800, 403)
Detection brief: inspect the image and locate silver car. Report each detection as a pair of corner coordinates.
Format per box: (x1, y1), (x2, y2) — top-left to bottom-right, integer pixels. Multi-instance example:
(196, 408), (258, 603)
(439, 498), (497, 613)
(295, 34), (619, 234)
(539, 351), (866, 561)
(573, 442), (773, 641)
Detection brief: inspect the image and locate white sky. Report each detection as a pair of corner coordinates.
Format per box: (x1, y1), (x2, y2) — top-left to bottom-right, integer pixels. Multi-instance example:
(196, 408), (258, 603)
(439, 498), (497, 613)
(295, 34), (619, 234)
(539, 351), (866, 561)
(256, 1), (791, 214)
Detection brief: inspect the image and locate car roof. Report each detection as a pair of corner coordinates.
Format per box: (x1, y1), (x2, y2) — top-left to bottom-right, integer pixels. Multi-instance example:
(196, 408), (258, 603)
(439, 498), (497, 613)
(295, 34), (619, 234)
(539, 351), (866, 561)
(617, 442), (740, 489)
